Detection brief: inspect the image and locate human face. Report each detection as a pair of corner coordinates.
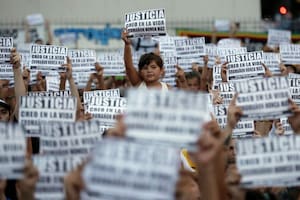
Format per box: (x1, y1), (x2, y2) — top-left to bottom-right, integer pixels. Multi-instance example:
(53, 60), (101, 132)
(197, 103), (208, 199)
(187, 77), (200, 92)
(0, 107), (9, 122)
(139, 61), (163, 84)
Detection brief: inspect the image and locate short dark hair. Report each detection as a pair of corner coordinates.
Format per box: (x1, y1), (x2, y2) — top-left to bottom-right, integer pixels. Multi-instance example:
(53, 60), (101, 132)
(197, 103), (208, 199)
(185, 71), (200, 81)
(138, 52), (163, 71)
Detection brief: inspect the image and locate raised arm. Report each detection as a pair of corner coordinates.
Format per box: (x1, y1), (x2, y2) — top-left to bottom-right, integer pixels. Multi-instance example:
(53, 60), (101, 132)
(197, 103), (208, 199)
(121, 29), (141, 86)
(45, 19), (53, 45)
(11, 48), (26, 121)
(62, 57), (83, 115)
(200, 56), (209, 91)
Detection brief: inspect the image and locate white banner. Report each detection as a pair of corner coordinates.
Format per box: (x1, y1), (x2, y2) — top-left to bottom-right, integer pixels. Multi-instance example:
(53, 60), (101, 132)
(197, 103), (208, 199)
(29, 44), (68, 75)
(0, 123), (26, 179)
(262, 52), (281, 75)
(34, 155), (83, 200)
(280, 44), (300, 65)
(236, 135), (300, 187)
(217, 47), (247, 63)
(68, 49), (96, 73)
(125, 8), (166, 38)
(125, 89), (210, 148)
(82, 139), (180, 200)
(40, 121), (103, 156)
(288, 77), (300, 105)
(226, 51), (265, 81)
(0, 37), (13, 80)
(98, 51), (125, 76)
(19, 96), (77, 136)
(234, 77), (291, 120)
(267, 29), (291, 47)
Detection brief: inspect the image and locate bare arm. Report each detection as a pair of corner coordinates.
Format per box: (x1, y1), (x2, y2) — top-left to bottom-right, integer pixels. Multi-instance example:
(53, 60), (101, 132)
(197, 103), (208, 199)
(200, 56), (209, 91)
(63, 57), (83, 113)
(11, 48), (26, 121)
(45, 19), (53, 45)
(95, 63), (106, 90)
(122, 29), (141, 86)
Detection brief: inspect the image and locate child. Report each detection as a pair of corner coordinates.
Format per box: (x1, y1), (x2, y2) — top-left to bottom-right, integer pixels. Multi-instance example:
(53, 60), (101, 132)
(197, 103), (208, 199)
(121, 29), (170, 91)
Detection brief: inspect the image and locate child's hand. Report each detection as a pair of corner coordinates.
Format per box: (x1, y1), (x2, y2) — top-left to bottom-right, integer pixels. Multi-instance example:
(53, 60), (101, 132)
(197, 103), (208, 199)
(121, 29), (131, 45)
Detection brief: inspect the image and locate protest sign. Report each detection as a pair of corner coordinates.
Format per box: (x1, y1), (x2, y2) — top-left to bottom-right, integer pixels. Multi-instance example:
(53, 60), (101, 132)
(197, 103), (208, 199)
(98, 51), (125, 76)
(214, 19), (230, 32)
(174, 37), (205, 58)
(280, 118), (294, 135)
(82, 139), (180, 200)
(26, 13), (44, 26)
(212, 64), (223, 89)
(0, 37), (13, 80)
(213, 105), (254, 138)
(0, 123), (26, 179)
(226, 51), (265, 81)
(17, 43), (31, 69)
(86, 96), (126, 124)
(34, 155), (83, 200)
(236, 135), (300, 187)
(83, 88), (120, 108)
(68, 49), (96, 73)
(161, 53), (177, 86)
(217, 82), (235, 105)
(156, 36), (176, 53)
(280, 44), (300, 65)
(59, 33), (77, 47)
(234, 77), (291, 120)
(28, 90), (70, 97)
(125, 89), (210, 149)
(19, 96), (77, 136)
(29, 44), (68, 75)
(267, 29), (291, 47)
(217, 47), (247, 63)
(40, 121), (103, 156)
(288, 76), (300, 105)
(125, 8), (166, 38)
(262, 52), (281, 75)
(217, 38), (241, 47)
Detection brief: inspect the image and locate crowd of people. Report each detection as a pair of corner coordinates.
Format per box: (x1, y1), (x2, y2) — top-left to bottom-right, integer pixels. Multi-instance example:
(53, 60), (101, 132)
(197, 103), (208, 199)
(0, 15), (299, 200)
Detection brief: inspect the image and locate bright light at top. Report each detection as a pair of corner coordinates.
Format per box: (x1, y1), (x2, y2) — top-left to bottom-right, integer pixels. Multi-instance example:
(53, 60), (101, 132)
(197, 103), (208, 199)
(279, 6), (288, 15)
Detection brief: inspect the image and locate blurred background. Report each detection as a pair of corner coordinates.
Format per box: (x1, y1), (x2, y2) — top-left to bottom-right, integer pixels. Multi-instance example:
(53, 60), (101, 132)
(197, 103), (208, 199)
(0, 0), (299, 51)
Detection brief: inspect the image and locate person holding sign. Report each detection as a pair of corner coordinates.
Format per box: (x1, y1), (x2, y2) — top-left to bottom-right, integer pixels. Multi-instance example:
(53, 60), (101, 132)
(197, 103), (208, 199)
(122, 29), (170, 90)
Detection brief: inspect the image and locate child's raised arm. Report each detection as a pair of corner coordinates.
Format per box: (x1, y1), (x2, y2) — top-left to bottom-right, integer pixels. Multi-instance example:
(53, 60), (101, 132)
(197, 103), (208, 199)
(122, 29), (141, 86)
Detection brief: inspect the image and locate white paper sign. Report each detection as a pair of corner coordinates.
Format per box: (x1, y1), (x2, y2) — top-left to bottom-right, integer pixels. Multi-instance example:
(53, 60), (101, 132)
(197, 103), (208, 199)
(234, 77), (291, 120)
(68, 49), (96, 73)
(82, 139), (180, 200)
(174, 37), (205, 58)
(217, 38), (241, 47)
(214, 19), (230, 32)
(267, 29), (291, 47)
(19, 96), (77, 136)
(40, 121), (103, 156)
(212, 64), (222, 89)
(161, 53), (177, 86)
(217, 47), (247, 63)
(34, 155), (83, 200)
(87, 97), (126, 124)
(28, 90), (70, 97)
(0, 123), (26, 179)
(125, 89), (210, 148)
(236, 135), (300, 187)
(83, 88), (120, 108)
(226, 51), (265, 81)
(26, 13), (44, 26)
(288, 76), (300, 105)
(262, 52), (281, 75)
(280, 44), (300, 65)
(17, 43), (31, 68)
(213, 105), (254, 138)
(98, 52), (125, 76)
(218, 82), (235, 105)
(280, 118), (294, 135)
(125, 8), (166, 38)
(156, 36), (176, 53)
(0, 37), (13, 80)
(30, 44), (68, 75)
